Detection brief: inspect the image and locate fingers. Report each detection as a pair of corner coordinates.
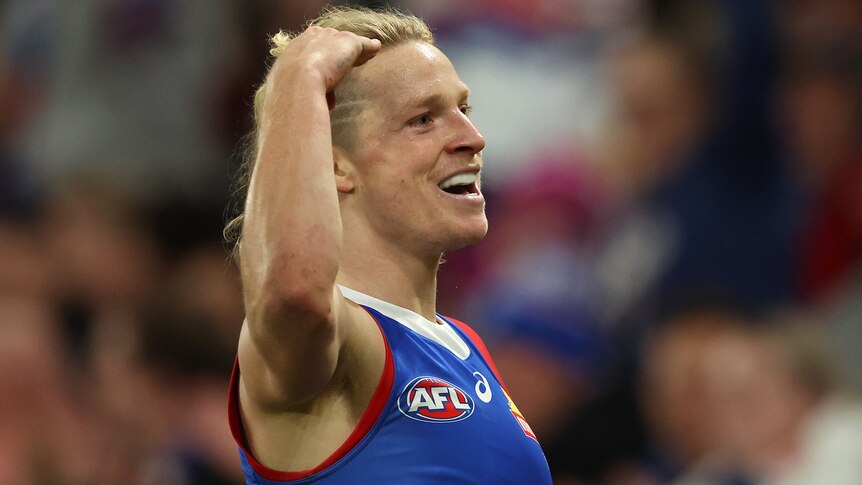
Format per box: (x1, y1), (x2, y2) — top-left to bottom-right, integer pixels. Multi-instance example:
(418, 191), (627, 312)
(300, 26), (381, 68)
(353, 38), (382, 67)
(268, 27), (385, 104)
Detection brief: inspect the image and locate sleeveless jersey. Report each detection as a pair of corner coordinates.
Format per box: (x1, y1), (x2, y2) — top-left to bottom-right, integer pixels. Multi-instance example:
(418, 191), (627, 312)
(228, 286), (552, 484)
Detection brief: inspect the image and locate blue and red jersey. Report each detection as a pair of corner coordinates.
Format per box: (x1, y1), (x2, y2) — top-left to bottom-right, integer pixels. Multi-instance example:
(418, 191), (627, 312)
(228, 286), (552, 484)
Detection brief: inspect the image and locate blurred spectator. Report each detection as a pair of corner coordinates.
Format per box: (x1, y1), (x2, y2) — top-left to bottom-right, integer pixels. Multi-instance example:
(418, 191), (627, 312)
(641, 308), (862, 485)
(126, 295), (240, 485)
(596, 30), (708, 327)
(702, 316), (862, 485)
(776, 0), (862, 303)
(641, 306), (752, 485)
(0, 174), (242, 483)
(39, 177), (162, 370)
(82, 228), (242, 483)
(776, 0), (862, 398)
(602, 32), (710, 199)
(0, 296), (98, 484)
(602, 0), (800, 314)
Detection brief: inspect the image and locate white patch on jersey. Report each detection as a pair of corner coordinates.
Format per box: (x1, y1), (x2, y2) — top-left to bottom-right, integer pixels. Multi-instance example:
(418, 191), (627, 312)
(338, 285), (471, 360)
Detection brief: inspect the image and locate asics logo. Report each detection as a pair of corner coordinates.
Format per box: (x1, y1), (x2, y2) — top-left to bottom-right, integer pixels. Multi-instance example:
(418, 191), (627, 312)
(473, 371), (492, 403)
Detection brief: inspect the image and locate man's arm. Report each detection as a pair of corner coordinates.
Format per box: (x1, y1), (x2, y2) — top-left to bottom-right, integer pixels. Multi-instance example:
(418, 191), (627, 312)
(238, 27), (381, 408)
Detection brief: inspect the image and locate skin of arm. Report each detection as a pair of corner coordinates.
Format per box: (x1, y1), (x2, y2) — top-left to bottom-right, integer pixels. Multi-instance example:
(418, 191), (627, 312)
(237, 27), (382, 408)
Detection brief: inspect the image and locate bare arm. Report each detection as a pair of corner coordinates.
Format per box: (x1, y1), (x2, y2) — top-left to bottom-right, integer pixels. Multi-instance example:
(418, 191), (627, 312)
(238, 27), (381, 407)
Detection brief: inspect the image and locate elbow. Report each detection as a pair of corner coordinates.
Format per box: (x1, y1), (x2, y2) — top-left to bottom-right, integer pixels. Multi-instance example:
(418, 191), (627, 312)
(240, 229), (340, 333)
(273, 276), (334, 321)
(247, 268), (334, 332)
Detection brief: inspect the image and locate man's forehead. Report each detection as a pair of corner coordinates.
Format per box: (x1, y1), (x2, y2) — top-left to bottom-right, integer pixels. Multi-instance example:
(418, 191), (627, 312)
(357, 42), (470, 110)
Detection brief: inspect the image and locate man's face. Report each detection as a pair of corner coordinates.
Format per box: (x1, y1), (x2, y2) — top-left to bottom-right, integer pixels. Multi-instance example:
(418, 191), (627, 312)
(343, 42), (487, 255)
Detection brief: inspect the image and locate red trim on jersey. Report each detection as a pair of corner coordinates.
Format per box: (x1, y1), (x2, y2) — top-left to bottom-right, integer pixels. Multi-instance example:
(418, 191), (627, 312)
(445, 317), (509, 392)
(227, 308), (394, 482)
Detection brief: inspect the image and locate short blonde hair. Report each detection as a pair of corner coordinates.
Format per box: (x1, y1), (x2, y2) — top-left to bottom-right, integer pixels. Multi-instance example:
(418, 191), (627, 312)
(224, 6), (434, 263)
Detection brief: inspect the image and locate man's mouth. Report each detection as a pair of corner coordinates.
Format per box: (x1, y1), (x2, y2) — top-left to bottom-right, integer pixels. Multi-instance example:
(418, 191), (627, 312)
(438, 172), (480, 196)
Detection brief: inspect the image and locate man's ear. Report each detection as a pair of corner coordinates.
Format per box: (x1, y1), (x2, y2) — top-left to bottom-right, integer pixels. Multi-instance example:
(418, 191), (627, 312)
(333, 147), (356, 194)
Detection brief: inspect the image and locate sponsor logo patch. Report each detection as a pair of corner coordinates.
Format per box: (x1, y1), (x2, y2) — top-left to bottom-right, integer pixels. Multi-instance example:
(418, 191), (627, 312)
(398, 376), (474, 423)
(503, 388), (538, 442)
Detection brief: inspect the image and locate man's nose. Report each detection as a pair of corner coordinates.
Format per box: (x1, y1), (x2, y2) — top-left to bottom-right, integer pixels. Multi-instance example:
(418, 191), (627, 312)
(446, 111), (486, 156)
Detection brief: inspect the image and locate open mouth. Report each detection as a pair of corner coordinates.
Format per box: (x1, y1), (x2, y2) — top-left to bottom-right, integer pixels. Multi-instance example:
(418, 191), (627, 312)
(438, 172), (480, 196)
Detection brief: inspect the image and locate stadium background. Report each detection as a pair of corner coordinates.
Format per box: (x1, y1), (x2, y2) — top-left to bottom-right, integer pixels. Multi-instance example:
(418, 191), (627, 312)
(1, 0), (861, 483)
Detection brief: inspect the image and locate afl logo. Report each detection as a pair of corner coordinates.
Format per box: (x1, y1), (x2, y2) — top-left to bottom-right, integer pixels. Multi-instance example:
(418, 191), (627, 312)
(398, 376), (474, 423)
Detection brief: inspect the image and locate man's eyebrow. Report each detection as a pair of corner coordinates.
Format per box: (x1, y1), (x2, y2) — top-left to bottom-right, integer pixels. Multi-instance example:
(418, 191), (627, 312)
(398, 85), (471, 113)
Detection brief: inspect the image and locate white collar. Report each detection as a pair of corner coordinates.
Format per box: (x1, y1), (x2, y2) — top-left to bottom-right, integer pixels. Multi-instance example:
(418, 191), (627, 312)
(338, 285), (471, 360)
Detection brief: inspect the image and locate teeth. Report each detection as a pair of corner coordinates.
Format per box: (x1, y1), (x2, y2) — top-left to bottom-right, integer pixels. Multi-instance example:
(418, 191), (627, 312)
(439, 172), (478, 190)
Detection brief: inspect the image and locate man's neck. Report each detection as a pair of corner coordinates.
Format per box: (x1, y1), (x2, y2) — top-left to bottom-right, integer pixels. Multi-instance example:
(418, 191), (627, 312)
(337, 241), (440, 321)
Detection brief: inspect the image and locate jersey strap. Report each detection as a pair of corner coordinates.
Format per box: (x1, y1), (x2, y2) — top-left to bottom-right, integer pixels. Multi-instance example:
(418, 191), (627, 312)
(443, 316), (509, 393)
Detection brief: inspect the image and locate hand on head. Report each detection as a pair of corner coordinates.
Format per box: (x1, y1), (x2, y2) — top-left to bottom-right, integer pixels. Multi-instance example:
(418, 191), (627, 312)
(269, 27), (382, 110)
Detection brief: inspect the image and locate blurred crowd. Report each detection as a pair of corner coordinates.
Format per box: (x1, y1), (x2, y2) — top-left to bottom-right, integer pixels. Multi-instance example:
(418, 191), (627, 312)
(1, 0), (860, 484)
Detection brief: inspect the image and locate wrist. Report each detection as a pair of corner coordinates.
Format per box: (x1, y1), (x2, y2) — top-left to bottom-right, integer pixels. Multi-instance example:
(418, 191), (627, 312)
(259, 63), (329, 122)
(269, 56), (329, 94)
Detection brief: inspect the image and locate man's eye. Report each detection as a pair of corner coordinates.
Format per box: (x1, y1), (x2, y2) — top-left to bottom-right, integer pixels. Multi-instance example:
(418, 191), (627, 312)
(460, 105), (473, 116)
(412, 114), (432, 126)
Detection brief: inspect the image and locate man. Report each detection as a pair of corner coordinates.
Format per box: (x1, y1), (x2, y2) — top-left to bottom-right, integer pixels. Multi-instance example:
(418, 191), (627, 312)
(225, 6), (552, 484)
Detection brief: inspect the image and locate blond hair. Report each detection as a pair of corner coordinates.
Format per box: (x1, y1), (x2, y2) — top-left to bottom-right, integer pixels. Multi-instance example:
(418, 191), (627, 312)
(224, 6), (434, 263)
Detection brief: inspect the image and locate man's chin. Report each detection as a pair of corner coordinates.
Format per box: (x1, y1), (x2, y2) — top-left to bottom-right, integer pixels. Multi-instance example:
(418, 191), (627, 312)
(446, 221), (488, 251)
